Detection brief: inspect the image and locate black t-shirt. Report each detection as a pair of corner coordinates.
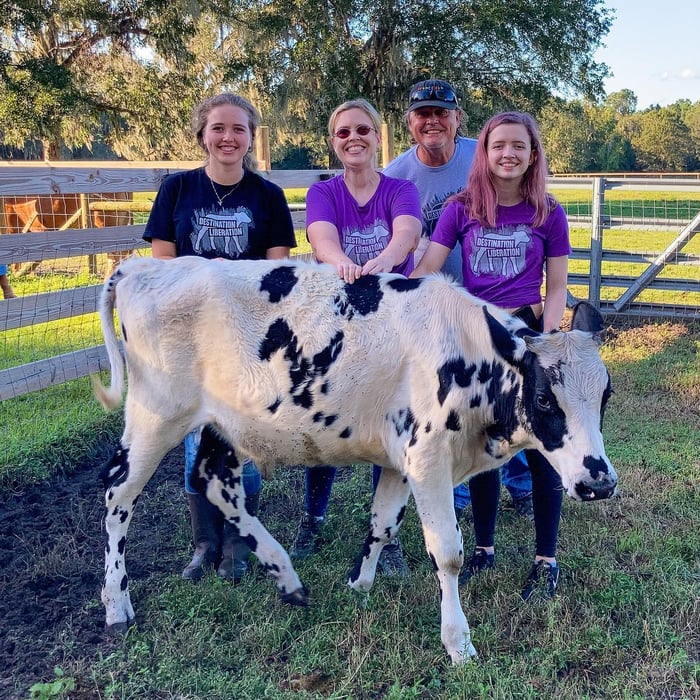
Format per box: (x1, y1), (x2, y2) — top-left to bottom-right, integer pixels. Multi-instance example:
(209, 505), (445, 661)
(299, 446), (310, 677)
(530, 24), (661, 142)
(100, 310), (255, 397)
(143, 167), (296, 259)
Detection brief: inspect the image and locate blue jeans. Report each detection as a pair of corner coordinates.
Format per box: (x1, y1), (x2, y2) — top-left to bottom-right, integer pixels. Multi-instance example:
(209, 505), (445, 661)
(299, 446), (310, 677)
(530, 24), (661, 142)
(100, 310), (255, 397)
(453, 451), (531, 512)
(304, 464), (384, 518)
(184, 428), (262, 496)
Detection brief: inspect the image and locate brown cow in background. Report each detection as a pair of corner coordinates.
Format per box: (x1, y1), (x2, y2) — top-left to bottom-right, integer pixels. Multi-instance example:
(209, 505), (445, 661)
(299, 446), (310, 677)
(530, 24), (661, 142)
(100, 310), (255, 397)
(1, 192), (134, 277)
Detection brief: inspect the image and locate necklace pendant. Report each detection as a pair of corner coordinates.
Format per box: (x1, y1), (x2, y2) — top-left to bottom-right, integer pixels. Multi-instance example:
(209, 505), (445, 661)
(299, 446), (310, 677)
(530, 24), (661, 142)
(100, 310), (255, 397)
(209, 172), (243, 207)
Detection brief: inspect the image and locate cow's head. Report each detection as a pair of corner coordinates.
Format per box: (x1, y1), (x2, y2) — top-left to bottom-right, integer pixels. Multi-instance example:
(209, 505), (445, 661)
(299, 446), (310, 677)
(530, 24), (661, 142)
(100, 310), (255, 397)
(487, 302), (617, 501)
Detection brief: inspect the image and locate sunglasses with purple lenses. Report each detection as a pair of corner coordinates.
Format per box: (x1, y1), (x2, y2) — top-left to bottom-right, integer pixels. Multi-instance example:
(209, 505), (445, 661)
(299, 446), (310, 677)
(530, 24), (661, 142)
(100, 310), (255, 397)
(333, 125), (376, 139)
(409, 83), (457, 105)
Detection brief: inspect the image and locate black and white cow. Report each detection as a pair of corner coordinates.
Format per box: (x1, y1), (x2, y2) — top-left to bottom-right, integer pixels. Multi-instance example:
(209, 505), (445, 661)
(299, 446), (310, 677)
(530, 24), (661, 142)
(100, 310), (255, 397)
(94, 255), (617, 664)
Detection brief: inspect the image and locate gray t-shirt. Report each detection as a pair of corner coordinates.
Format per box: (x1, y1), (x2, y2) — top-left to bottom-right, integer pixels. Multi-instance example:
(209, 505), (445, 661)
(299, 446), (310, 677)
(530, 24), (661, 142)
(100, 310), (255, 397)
(383, 136), (477, 282)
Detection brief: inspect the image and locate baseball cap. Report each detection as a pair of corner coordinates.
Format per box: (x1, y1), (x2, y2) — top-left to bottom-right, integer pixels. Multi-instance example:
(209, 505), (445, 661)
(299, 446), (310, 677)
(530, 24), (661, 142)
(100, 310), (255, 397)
(408, 79), (459, 112)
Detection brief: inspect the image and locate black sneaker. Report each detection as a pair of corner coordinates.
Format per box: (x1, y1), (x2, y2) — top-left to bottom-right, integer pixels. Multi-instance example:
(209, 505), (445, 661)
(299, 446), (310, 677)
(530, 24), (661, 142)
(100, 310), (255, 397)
(377, 537), (409, 577)
(290, 513), (324, 559)
(512, 493), (534, 521)
(458, 548), (495, 585)
(520, 560), (560, 601)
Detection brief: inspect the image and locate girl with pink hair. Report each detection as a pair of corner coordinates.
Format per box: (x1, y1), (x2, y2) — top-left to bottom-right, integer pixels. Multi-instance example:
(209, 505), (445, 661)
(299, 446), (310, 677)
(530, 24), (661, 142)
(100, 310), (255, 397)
(412, 111), (571, 599)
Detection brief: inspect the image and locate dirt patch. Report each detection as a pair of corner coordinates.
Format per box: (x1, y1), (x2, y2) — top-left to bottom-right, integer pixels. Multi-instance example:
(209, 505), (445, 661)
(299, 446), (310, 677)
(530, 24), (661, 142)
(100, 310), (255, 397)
(0, 446), (186, 699)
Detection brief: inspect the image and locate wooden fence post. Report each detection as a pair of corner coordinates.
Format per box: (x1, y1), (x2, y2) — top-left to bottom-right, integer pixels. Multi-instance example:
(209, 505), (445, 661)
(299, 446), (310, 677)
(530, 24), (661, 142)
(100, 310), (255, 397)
(256, 126), (271, 171)
(381, 123), (395, 168)
(80, 193), (98, 275)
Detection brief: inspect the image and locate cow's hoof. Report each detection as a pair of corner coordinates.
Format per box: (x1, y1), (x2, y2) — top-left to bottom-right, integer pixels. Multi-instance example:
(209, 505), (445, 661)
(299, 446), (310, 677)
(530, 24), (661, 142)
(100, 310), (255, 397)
(279, 585), (309, 606)
(105, 621), (131, 636)
(450, 642), (478, 665)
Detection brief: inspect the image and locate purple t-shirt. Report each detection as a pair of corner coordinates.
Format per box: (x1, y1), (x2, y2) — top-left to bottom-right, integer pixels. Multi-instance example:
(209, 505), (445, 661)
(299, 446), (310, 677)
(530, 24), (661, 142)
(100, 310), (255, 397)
(432, 199), (571, 308)
(306, 173), (421, 276)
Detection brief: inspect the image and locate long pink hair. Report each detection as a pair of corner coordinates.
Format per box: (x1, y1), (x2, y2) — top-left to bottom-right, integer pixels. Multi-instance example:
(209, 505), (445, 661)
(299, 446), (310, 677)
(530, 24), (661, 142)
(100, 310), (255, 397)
(454, 112), (555, 227)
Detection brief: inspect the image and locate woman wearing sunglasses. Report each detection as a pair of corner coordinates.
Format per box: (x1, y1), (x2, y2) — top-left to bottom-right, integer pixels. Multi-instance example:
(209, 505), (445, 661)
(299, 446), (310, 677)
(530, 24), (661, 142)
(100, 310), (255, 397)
(291, 98), (422, 573)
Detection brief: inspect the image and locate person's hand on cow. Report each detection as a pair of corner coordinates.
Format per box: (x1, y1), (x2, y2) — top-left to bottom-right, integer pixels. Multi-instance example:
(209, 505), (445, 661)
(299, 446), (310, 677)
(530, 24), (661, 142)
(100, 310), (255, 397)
(336, 262), (364, 283)
(361, 250), (401, 275)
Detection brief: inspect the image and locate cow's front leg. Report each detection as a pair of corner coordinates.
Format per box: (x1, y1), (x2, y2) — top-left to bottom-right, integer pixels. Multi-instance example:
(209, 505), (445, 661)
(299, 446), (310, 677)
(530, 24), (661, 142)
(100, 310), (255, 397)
(348, 466), (411, 592)
(409, 471), (477, 663)
(193, 427), (307, 605)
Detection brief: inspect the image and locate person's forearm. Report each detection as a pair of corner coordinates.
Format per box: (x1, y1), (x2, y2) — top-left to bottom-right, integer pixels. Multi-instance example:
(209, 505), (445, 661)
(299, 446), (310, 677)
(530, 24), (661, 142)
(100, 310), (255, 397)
(542, 288), (567, 332)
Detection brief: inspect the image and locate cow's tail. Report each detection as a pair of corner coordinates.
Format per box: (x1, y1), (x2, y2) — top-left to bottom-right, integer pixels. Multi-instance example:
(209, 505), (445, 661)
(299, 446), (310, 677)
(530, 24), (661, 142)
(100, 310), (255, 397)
(91, 268), (126, 410)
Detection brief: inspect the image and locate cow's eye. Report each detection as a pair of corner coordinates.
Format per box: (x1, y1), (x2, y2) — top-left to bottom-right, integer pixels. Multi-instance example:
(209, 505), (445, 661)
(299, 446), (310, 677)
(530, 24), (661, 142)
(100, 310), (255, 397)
(536, 395), (550, 410)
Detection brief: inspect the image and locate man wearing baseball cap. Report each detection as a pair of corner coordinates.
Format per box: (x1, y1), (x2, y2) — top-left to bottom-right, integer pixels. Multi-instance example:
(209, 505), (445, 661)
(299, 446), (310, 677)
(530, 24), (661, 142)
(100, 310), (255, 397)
(383, 79), (477, 282)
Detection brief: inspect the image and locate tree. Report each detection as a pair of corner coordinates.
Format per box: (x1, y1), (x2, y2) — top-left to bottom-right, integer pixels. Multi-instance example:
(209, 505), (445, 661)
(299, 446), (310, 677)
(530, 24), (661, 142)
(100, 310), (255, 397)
(0, 1), (216, 159)
(188, 0), (616, 149)
(605, 89), (637, 115)
(1, 0), (615, 161)
(620, 108), (693, 172)
(539, 99), (599, 173)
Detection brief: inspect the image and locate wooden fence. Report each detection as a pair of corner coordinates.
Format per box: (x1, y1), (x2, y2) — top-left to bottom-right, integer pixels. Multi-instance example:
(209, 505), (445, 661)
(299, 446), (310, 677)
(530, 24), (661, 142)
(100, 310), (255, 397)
(0, 162), (698, 402)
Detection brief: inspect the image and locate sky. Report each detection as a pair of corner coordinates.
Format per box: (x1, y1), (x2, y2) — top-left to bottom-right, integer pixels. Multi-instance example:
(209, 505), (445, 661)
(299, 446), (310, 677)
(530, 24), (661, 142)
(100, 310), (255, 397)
(593, 0), (700, 110)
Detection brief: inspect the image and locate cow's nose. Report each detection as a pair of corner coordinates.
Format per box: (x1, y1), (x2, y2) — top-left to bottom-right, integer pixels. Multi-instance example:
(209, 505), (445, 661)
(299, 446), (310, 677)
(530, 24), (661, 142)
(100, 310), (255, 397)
(575, 479), (617, 501)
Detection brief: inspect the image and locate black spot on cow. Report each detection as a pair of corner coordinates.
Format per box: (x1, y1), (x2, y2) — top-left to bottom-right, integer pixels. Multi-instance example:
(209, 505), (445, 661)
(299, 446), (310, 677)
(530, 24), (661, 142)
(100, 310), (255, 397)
(320, 381), (330, 394)
(475, 359), (520, 444)
(584, 454), (610, 479)
(332, 294), (353, 320)
(121, 322), (128, 343)
(387, 277), (422, 293)
(259, 320), (344, 410)
(258, 318), (295, 361)
(100, 444), (130, 491)
(120, 574), (128, 591)
(312, 412), (338, 427)
(339, 427), (352, 439)
(343, 275), (383, 315)
(600, 375), (612, 428)
(390, 408), (419, 446)
(259, 265), (298, 302)
(520, 352), (567, 451)
(543, 361), (564, 386)
(268, 397), (282, 413)
(117, 537), (126, 555)
(446, 410), (461, 431)
(424, 422), (432, 433)
(190, 426), (244, 497)
(313, 331), (344, 375)
(348, 529), (381, 583)
(484, 306), (520, 362)
(437, 358), (477, 405)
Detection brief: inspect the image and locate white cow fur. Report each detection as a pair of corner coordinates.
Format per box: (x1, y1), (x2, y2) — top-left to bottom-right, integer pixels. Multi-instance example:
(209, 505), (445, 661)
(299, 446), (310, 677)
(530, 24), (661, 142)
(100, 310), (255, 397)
(94, 255), (617, 664)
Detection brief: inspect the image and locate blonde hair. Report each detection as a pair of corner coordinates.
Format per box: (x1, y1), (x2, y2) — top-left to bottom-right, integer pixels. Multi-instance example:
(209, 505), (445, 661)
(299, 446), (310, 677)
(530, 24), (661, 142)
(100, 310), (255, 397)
(327, 99), (382, 139)
(192, 93), (261, 171)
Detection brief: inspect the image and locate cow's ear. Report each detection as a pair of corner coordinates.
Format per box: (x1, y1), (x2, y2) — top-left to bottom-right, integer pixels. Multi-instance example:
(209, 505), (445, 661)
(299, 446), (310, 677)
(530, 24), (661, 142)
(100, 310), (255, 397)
(483, 305), (527, 364)
(570, 301), (606, 345)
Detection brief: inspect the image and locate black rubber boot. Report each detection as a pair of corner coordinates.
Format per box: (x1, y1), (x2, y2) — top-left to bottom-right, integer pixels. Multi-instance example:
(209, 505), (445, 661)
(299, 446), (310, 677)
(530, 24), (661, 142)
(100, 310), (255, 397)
(218, 492), (260, 582)
(182, 493), (222, 581)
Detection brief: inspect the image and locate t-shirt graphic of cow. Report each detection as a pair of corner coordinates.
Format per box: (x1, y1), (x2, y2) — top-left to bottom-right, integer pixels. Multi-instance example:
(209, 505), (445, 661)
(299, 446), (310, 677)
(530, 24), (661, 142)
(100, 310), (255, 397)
(470, 224), (531, 278)
(191, 206), (254, 258)
(342, 220), (391, 266)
